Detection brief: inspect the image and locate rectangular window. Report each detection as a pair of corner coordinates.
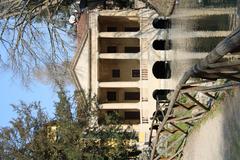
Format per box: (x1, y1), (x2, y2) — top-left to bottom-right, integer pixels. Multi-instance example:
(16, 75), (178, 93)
(124, 92), (140, 100)
(112, 69), (120, 78)
(124, 47), (140, 53)
(107, 92), (116, 101)
(107, 46), (117, 53)
(124, 111), (140, 120)
(132, 69), (140, 77)
(124, 27), (139, 32)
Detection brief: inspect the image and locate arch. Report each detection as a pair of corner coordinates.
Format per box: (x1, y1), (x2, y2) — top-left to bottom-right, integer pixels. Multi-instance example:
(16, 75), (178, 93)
(152, 61), (171, 79)
(152, 40), (172, 50)
(152, 18), (171, 29)
(152, 89), (171, 101)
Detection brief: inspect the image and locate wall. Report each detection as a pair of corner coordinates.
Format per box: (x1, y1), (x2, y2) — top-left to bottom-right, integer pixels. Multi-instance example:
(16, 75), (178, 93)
(98, 88), (140, 103)
(98, 59), (140, 82)
(75, 37), (90, 91)
(98, 16), (140, 32)
(99, 38), (140, 53)
(99, 109), (141, 124)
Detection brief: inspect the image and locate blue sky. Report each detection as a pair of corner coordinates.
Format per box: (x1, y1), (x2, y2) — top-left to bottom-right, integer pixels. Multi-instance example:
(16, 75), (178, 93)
(0, 22), (76, 127)
(0, 70), (73, 127)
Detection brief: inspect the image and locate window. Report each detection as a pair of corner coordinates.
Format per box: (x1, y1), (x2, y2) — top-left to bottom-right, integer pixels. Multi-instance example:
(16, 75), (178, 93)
(107, 92), (116, 101)
(152, 18), (171, 29)
(152, 89), (171, 100)
(107, 26), (117, 32)
(124, 47), (140, 53)
(152, 61), (171, 79)
(124, 27), (139, 32)
(124, 92), (140, 100)
(132, 69), (140, 77)
(112, 69), (120, 78)
(124, 111), (140, 120)
(152, 40), (172, 50)
(107, 46), (117, 53)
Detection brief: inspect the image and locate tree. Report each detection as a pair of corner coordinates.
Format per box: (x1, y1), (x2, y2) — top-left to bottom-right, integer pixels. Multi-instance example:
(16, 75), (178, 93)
(0, 0), (78, 85)
(0, 101), (50, 159)
(0, 88), (139, 159)
(0, 1), (110, 85)
(0, 0), (164, 85)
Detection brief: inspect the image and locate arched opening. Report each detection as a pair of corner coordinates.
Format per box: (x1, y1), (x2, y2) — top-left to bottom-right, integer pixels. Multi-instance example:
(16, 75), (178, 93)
(152, 18), (171, 29)
(152, 110), (167, 122)
(152, 89), (171, 101)
(152, 61), (171, 79)
(152, 40), (172, 50)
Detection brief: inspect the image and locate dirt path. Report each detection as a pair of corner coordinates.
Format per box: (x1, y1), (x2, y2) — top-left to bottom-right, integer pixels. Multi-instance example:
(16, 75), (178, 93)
(183, 90), (240, 160)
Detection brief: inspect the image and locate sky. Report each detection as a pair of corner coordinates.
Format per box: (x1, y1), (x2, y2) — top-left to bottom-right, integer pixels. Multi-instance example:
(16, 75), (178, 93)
(0, 19), (76, 127)
(0, 70), (74, 127)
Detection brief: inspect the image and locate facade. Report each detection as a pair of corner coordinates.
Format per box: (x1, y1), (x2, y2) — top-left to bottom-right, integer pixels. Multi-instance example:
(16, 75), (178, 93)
(71, 3), (235, 147)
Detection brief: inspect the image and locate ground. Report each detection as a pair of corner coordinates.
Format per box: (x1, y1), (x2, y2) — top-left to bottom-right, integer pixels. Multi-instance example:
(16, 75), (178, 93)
(183, 89), (240, 160)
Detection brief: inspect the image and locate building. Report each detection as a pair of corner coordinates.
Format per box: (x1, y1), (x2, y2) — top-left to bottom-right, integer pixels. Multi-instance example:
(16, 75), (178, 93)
(71, 1), (236, 147)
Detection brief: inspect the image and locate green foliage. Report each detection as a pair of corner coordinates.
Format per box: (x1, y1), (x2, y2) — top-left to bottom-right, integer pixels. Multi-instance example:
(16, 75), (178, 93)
(177, 94), (188, 104)
(55, 88), (72, 122)
(100, 111), (122, 125)
(0, 101), (50, 159)
(0, 89), (139, 160)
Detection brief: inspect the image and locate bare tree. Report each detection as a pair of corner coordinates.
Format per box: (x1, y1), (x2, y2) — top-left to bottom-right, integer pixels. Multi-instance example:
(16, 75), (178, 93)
(0, 0), (76, 85)
(0, 0), (169, 86)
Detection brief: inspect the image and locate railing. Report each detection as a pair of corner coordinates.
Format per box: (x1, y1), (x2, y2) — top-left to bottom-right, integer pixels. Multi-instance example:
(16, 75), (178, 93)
(149, 26), (240, 160)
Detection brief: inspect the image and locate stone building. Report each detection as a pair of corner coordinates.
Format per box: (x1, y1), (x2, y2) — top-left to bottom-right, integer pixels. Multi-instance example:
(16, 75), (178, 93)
(71, 1), (236, 147)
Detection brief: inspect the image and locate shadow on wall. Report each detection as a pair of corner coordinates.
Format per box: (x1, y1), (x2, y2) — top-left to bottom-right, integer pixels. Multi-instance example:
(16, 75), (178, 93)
(222, 88), (240, 160)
